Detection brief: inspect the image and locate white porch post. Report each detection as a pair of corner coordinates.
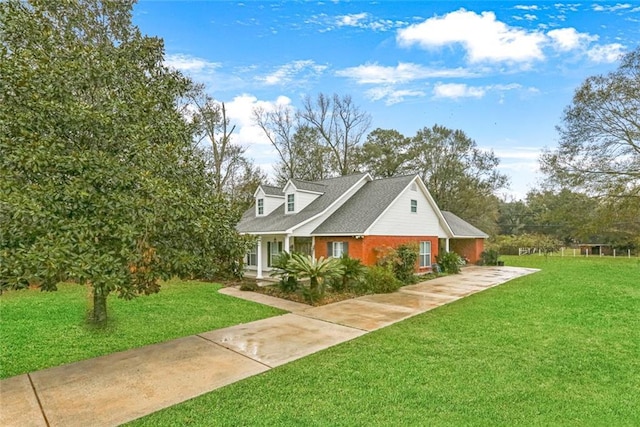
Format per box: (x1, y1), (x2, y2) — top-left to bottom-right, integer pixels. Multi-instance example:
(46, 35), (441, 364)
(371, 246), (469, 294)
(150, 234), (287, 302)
(445, 238), (450, 252)
(256, 236), (263, 279)
(312, 236), (316, 258)
(284, 234), (291, 253)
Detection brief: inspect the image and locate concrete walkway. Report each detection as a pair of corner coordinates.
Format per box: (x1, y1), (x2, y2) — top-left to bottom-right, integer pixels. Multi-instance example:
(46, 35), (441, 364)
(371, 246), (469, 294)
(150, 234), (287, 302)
(0, 266), (538, 427)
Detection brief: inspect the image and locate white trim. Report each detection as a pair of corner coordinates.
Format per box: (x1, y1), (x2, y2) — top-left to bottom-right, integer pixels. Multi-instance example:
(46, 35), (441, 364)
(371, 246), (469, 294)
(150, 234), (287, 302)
(364, 176), (454, 237)
(284, 173), (373, 234)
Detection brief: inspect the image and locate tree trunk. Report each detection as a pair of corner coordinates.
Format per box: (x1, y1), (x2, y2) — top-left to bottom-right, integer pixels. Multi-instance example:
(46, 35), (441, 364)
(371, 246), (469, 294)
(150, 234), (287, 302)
(92, 288), (108, 324)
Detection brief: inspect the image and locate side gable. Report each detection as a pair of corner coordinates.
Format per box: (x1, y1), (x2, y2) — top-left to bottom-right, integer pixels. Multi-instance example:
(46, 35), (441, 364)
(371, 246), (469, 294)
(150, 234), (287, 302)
(365, 176), (450, 237)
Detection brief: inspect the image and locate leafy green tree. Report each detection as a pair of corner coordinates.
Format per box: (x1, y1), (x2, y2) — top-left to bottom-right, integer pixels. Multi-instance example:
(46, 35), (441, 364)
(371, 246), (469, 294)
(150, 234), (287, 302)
(408, 125), (508, 234)
(541, 46), (640, 200)
(0, 0), (248, 323)
(497, 198), (532, 235)
(357, 128), (412, 178)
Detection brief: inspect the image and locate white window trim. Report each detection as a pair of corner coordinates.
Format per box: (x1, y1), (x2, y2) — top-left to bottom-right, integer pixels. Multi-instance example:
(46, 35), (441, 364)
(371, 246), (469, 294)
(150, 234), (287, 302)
(419, 241), (431, 267)
(332, 242), (346, 258)
(287, 194), (295, 213)
(247, 244), (257, 266)
(411, 199), (418, 213)
(257, 198), (264, 216)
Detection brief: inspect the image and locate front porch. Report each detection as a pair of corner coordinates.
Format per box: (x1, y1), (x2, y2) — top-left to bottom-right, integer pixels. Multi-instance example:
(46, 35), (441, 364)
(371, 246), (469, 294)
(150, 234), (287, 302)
(244, 234), (314, 279)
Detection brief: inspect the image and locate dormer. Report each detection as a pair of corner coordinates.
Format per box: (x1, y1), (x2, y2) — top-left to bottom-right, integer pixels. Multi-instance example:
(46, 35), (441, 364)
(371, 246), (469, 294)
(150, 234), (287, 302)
(253, 185), (284, 217)
(283, 179), (325, 214)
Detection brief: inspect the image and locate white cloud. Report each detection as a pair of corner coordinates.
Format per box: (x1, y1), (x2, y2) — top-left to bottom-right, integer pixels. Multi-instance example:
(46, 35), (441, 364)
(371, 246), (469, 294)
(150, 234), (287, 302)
(336, 62), (475, 84)
(433, 83), (486, 99)
(524, 13), (538, 20)
(164, 54), (220, 73)
(308, 12), (406, 32)
(592, 3), (633, 12)
(514, 5), (540, 10)
(586, 43), (626, 63)
(432, 82), (528, 100)
(365, 87), (427, 105)
(547, 27), (598, 51)
(224, 94), (292, 148)
(256, 60), (327, 86)
(337, 12), (369, 27)
(397, 9), (547, 63)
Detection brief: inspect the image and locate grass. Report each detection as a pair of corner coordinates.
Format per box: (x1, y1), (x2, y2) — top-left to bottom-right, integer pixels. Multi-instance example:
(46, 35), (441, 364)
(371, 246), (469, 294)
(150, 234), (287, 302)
(129, 256), (640, 426)
(0, 280), (284, 379)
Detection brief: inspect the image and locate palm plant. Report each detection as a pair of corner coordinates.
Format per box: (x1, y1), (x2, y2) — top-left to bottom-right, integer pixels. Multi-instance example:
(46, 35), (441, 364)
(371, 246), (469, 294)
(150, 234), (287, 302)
(269, 251), (299, 292)
(287, 253), (343, 302)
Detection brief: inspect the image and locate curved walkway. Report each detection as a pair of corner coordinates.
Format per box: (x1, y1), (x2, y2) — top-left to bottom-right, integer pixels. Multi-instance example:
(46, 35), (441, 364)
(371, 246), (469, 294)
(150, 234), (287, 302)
(0, 266), (538, 427)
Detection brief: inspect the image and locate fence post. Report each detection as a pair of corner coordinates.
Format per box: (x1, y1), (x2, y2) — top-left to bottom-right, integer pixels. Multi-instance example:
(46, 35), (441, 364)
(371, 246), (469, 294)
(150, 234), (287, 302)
(629, 249), (632, 258)
(614, 249), (616, 258)
(573, 249), (576, 257)
(586, 249), (589, 257)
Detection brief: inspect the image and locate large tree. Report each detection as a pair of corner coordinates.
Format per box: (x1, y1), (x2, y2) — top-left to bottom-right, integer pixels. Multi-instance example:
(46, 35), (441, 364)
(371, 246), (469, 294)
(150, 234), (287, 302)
(356, 128), (412, 178)
(186, 85), (246, 196)
(298, 93), (371, 176)
(541, 46), (640, 200)
(0, 0), (248, 323)
(408, 125), (509, 233)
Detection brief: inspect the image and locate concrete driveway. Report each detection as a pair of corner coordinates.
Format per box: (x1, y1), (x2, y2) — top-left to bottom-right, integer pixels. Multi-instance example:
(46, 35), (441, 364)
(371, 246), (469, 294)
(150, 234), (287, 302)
(0, 265), (538, 427)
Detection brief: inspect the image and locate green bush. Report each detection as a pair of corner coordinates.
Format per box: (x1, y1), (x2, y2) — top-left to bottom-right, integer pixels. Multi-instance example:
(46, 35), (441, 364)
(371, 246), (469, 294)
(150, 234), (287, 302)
(330, 255), (367, 292)
(361, 265), (403, 294)
(394, 243), (419, 284)
(436, 252), (462, 274)
(268, 252), (299, 292)
(479, 249), (500, 266)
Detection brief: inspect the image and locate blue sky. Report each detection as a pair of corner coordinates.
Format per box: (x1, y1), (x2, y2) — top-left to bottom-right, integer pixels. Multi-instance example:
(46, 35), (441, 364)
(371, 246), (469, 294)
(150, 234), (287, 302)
(133, 1), (640, 199)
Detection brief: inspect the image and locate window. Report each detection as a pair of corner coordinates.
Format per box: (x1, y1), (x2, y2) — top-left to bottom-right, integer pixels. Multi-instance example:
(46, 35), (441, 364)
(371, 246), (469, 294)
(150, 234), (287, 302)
(410, 183), (417, 191)
(411, 199), (417, 213)
(327, 241), (348, 258)
(246, 244), (257, 266)
(257, 198), (264, 215)
(287, 194), (295, 212)
(419, 241), (431, 267)
(267, 241), (283, 267)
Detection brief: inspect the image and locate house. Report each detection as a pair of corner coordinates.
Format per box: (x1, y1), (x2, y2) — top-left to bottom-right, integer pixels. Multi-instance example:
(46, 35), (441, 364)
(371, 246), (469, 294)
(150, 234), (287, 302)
(237, 173), (488, 278)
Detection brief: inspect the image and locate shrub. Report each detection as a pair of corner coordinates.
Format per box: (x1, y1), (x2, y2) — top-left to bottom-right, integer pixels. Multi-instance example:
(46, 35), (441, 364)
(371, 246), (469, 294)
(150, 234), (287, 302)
(287, 254), (343, 303)
(268, 252), (299, 292)
(479, 249), (499, 266)
(436, 252), (462, 274)
(394, 243), (419, 284)
(330, 255), (367, 292)
(361, 265), (403, 294)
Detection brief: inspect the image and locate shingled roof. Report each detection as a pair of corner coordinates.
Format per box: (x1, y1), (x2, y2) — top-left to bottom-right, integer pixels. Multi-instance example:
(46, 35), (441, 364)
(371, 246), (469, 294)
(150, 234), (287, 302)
(260, 185), (284, 196)
(289, 179), (326, 194)
(312, 175), (416, 234)
(441, 211), (488, 238)
(237, 173), (369, 233)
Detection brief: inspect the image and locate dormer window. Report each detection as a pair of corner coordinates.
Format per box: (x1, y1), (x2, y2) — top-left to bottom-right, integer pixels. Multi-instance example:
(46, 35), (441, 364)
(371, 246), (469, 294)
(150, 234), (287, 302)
(257, 198), (264, 215)
(287, 194), (295, 212)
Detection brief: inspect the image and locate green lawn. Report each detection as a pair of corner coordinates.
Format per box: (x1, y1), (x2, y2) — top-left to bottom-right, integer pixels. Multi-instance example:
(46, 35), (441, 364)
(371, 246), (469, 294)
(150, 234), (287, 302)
(0, 280), (284, 379)
(130, 256), (640, 426)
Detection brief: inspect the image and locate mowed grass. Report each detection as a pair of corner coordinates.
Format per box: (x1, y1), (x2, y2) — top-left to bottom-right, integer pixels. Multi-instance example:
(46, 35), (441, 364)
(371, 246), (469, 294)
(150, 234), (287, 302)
(0, 280), (284, 379)
(131, 256), (640, 426)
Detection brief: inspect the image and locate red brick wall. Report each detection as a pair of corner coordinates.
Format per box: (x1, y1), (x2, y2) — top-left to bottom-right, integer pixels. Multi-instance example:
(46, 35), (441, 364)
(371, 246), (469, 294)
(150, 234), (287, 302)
(314, 235), (439, 272)
(449, 238), (485, 264)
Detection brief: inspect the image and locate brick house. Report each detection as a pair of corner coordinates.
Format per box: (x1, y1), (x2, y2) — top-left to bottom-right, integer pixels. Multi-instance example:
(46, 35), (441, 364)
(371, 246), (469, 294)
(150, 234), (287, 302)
(237, 173), (488, 279)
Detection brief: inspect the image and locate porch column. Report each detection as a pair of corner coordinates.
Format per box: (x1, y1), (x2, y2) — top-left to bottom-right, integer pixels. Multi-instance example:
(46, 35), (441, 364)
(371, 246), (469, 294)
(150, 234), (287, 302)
(445, 238), (450, 252)
(256, 236), (263, 279)
(284, 234), (291, 253)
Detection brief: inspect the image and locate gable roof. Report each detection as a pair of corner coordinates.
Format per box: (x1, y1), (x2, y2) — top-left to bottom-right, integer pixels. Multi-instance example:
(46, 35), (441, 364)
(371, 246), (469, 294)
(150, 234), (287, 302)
(441, 211), (488, 238)
(261, 185), (284, 196)
(312, 175), (416, 235)
(237, 173), (370, 234)
(289, 179), (326, 194)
